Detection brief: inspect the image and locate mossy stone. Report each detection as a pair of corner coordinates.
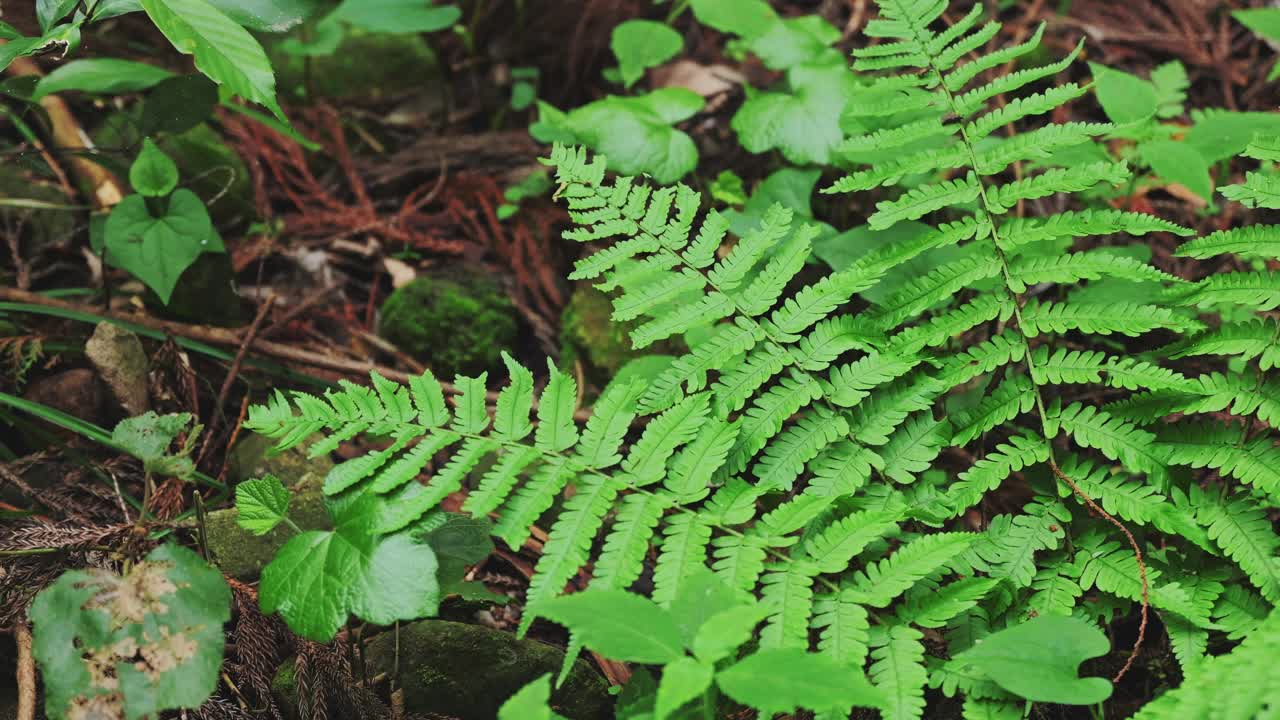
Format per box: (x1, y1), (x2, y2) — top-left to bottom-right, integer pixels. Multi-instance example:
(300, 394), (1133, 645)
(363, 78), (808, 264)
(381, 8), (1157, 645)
(379, 270), (518, 378)
(204, 470), (332, 581)
(270, 29), (442, 102)
(272, 620), (612, 720)
(559, 283), (636, 377)
(226, 432), (335, 488)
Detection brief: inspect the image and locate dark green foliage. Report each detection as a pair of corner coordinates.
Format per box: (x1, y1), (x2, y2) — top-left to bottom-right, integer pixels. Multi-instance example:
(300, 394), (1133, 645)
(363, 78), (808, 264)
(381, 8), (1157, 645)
(378, 270), (519, 377)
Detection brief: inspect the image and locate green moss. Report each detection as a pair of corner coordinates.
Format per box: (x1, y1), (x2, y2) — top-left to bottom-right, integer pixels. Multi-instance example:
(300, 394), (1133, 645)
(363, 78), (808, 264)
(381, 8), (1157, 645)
(360, 620), (612, 720)
(559, 283), (638, 376)
(379, 270), (519, 377)
(270, 30), (443, 102)
(204, 474), (332, 580)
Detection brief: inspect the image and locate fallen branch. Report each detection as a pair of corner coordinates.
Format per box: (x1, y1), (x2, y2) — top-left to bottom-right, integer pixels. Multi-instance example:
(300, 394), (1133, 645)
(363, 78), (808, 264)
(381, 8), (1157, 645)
(16, 622), (35, 720)
(0, 287), (595, 421)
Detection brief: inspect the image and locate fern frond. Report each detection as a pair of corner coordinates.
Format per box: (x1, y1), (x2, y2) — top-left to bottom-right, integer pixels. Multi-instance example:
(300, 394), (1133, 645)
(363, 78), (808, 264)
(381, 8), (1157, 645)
(652, 514), (712, 606)
(998, 210), (1192, 252)
(943, 23), (1046, 92)
(1220, 171), (1280, 209)
(1165, 271), (1280, 311)
(845, 533), (977, 607)
(1019, 299), (1203, 337)
(760, 564), (819, 649)
(1050, 403), (1168, 481)
(869, 624), (928, 720)
(869, 173), (983, 229)
(879, 414), (950, 484)
(950, 375), (1037, 446)
(1198, 494), (1280, 603)
(1174, 225), (1280, 261)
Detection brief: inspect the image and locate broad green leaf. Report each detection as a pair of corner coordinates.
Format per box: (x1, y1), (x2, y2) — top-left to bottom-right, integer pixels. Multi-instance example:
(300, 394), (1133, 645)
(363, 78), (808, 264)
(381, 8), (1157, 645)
(732, 60), (858, 165)
(717, 648), (885, 714)
(91, 0), (145, 20)
(1089, 62), (1157, 124)
(1187, 110), (1280, 162)
(37, 0), (79, 32)
(749, 15), (840, 70)
(952, 615), (1112, 704)
(540, 590), (685, 664)
(206, 0), (322, 32)
(690, 604), (771, 663)
(0, 33), (68, 75)
(34, 59), (174, 99)
(689, 0), (777, 39)
(141, 0), (283, 119)
(655, 657), (714, 720)
(612, 20), (683, 88)
(235, 475), (291, 535)
(103, 189), (219, 304)
(1140, 139), (1212, 201)
(329, 0), (461, 33)
(534, 89), (703, 183)
(498, 674), (568, 720)
(141, 75), (220, 134)
(668, 567), (742, 646)
(422, 513), (503, 603)
(130, 139), (180, 197)
(259, 491), (440, 640)
(111, 411), (198, 478)
(1234, 8), (1280, 41)
(31, 544), (230, 720)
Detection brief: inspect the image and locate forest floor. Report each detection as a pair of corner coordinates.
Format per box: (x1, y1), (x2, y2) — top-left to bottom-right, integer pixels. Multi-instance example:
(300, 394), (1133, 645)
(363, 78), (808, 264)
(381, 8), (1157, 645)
(0, 1), (1276, 718)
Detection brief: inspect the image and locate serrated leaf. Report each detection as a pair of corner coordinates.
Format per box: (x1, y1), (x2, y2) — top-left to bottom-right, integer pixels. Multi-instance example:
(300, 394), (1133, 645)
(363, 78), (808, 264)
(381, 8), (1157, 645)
(539, 589), (685, 664)
(234, 475), (291, 535)
(717, 648), (885, 714)
(259, 492), (440, 640)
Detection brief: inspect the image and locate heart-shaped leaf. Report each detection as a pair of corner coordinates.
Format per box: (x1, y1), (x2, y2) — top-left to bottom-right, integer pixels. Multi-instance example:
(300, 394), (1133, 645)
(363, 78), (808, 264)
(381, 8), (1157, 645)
(259, 491), (440, 640)
(103, 189), (218, 304)
(952, 614), (1113, 705)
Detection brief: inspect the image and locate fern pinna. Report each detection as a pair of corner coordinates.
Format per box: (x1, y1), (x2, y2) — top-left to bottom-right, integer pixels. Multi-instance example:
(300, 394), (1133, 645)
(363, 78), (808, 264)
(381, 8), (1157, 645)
(244, 1), (1280, 718)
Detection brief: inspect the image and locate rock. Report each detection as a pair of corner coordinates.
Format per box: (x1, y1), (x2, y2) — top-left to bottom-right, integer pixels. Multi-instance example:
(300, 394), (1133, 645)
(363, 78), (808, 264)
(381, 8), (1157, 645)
(84, 322), (150, 416)
(559, 282), (683, 385)
(225, 432), (335, 488)
(22, 369), (105, 428)
(559, 283), (638, 378)
(272, 620), (613, 720)
(379, 268), (519, 378)
(270, 29), (443, 102)
(204, 470), (332, 581)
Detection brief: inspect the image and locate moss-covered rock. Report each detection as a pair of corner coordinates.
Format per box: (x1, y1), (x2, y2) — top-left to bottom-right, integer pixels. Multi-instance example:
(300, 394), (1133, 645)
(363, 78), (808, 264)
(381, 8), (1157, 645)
(273, 620), (613, 720)
(379, 269), (519, 377)
(270, 29), (443, 102)
(559, 282), (683, 386)
(226, 432), (335, 487)
(559, 282), (635, 376)
(205, 440), (335, 580)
